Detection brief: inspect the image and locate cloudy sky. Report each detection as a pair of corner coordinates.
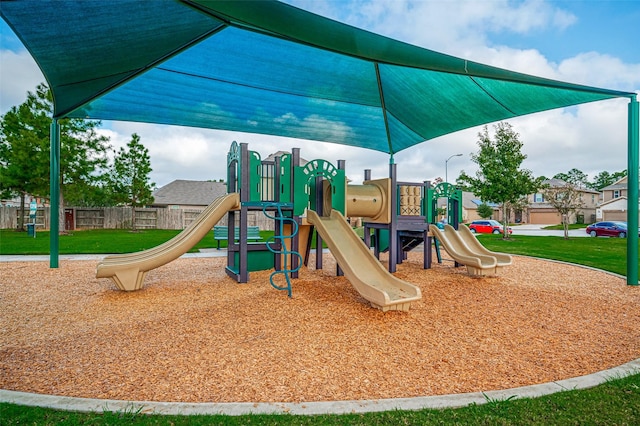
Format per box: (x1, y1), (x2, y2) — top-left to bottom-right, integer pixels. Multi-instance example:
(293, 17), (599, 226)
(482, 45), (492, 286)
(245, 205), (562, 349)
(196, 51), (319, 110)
(1, 0), (639, 189)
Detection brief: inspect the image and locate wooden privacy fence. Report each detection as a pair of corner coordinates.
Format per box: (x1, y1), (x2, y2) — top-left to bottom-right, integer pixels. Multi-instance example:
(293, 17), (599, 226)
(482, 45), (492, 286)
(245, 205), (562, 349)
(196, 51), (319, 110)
(0, 206), (274, 231)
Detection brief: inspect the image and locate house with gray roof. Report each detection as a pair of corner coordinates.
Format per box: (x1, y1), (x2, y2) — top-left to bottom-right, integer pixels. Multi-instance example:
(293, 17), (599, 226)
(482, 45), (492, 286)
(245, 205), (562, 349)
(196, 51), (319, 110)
(601, 176), (628, 203)
(597, 176), (638, 221)
(527, 178), (599, 224)
(151, 180), (227, 209)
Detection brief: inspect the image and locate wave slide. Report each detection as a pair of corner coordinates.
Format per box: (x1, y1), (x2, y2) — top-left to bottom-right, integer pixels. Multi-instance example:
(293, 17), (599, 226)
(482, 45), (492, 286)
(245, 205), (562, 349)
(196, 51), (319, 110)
(306, 209), (422, 312)
(453, 224), (512, 270)
(96, 193), (240, 291)
(429, 224), (511, 276)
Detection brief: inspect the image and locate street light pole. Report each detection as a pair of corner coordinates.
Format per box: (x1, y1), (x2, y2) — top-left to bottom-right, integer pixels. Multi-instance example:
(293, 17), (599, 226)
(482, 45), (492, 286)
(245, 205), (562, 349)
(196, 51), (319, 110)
(445, 153), (463, 184)
(444, 153), (463, 222)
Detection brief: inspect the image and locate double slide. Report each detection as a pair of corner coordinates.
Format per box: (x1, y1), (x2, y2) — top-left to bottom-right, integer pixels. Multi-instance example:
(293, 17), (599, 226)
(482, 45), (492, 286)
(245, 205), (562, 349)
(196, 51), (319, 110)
(96, 193), (240, 291)
(429, 224), (512, 276)
(307, 209), (422, 312)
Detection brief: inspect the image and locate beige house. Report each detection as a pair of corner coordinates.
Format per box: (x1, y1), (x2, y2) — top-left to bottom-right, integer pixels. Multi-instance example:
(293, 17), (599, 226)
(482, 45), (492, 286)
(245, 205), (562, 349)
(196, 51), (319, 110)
(526, 178), (599, 224)
(597, 177), (635, 221)
(601, 176), (628, 202)
(461, 192), (499, 222)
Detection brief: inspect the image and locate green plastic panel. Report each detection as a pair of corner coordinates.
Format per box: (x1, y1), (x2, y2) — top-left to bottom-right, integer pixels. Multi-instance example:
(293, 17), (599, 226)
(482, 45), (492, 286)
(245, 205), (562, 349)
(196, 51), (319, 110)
(279, 153), (292, 203)
(249, 150), (262, 202)
(293, 160), (345, 216)
(232, 248), (275, 272)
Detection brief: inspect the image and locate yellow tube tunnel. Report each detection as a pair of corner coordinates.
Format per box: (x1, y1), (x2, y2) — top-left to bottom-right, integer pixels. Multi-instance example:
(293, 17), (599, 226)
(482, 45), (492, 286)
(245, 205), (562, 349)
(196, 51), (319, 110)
(345, 178), (392, 224)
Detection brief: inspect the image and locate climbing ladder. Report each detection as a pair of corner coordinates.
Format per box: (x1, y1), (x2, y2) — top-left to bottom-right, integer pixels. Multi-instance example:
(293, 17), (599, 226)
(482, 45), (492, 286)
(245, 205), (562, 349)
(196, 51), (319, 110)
(263, 203), (302, 297)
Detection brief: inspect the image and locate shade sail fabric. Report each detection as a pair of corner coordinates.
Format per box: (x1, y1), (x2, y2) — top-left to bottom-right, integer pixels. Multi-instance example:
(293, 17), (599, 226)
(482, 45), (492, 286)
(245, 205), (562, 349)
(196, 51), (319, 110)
(1, 0), (634, 155)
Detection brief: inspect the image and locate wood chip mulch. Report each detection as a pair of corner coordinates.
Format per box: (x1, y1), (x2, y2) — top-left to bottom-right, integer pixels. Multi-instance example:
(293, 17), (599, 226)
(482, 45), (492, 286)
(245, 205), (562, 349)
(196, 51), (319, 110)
(1, 252), (639, 403)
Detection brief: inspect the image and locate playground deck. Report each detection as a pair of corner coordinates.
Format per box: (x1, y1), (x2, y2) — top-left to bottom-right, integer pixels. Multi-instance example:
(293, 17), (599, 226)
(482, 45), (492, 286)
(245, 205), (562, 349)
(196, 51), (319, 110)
(2, 253), (639, 404)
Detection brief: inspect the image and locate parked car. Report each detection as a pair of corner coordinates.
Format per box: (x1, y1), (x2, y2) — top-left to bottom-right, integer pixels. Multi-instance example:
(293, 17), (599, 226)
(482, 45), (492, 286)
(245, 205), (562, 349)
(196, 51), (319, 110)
(586, 221), (637, 238)
(468, 220), (512, 234)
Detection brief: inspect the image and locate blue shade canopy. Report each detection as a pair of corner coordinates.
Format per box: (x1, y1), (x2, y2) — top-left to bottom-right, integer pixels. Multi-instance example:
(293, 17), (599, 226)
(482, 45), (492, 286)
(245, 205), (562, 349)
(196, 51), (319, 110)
(1, 0), (634, 155)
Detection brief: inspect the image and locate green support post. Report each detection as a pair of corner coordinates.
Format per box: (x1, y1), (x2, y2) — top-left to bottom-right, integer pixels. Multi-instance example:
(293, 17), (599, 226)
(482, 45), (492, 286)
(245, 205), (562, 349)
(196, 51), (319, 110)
(49, 120), (60, 268)
(628, 96), (639, 286)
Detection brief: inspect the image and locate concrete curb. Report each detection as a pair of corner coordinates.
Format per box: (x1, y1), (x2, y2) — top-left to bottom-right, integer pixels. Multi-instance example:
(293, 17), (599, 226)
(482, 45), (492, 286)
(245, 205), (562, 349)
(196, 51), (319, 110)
(2, 359), (639, 416)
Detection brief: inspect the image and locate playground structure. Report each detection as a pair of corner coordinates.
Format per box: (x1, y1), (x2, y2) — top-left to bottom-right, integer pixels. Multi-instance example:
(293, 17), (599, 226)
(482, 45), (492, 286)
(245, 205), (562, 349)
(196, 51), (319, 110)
(96, 141), (507, 310)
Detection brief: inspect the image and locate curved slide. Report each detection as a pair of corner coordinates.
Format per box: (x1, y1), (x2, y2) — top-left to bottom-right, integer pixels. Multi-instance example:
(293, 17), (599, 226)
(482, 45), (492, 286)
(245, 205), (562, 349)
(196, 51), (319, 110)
(429, 225), (511, 276)
(429, 224), (498, 276)
(307, 209), (421, 312)
(96, 193), (240, 291)
(453, 224), (512, 269)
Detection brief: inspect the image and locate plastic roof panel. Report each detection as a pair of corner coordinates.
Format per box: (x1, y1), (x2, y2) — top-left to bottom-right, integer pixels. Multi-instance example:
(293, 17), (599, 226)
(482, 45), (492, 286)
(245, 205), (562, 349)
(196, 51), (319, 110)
(1, 0), (633, 155)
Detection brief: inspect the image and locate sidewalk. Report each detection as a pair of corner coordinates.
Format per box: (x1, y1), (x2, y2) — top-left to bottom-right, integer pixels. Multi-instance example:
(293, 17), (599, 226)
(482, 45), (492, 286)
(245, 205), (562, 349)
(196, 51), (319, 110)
(511, 224), (588, 237)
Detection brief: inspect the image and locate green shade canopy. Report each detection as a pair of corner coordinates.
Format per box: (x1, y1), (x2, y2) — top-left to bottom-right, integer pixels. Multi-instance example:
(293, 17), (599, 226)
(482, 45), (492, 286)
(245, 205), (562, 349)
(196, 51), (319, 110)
(1, 0), (634, 156)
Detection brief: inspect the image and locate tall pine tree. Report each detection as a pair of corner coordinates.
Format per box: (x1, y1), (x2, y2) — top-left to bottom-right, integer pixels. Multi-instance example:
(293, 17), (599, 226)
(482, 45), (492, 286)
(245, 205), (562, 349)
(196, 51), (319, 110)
(0, 83), (110, 231)
(110, 133), (155, 231)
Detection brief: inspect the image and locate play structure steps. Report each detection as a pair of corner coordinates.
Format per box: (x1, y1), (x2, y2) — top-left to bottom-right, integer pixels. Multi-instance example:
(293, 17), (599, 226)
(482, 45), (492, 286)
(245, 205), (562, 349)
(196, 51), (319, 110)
(371, 231), (424, 253)
(263, 203), (302, 297)
(400, 235), (424, 252)
(307, 209), (421, 312)
(96, 193), (240, 290)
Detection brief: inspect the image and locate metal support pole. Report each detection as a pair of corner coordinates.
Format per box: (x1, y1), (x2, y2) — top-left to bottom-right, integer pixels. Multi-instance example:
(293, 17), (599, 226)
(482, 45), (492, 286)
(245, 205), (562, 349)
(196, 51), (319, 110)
(239, 143), (250, 283)
(627, 96), (639, 285)
(336, 160), (345, 277)
(49, 120), (60, 268)
(292, 148), (301, 277)
(388, 163), (397, 273)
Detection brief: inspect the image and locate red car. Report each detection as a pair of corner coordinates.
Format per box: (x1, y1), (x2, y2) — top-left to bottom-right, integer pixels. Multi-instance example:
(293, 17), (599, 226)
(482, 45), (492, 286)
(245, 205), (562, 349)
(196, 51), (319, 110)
(586, 221), (633, 238)
(468, 220), (512, 234)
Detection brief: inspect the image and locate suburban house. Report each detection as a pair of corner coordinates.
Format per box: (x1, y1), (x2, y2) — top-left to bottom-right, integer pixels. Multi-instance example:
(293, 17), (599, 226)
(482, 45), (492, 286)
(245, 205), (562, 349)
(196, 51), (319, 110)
(526, 178), (599, 224)
(151, 180), (227, 210)
(443, 179), (600, 225)
(596, 176), (633, 221)
(456, 192), (499, 223)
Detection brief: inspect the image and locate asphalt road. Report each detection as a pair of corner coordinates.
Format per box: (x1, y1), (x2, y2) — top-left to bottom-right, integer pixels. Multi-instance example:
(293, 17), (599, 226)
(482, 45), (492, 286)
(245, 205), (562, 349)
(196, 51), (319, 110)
(510, 224), (589, 238)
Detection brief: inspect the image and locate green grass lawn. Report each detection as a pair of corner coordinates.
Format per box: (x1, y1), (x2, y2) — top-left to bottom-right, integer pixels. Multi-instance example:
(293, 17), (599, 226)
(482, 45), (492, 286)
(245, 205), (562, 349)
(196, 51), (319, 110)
(0, 229), (276, 255)
(477, 234), (628, 276)
(1, 228), (639, 424)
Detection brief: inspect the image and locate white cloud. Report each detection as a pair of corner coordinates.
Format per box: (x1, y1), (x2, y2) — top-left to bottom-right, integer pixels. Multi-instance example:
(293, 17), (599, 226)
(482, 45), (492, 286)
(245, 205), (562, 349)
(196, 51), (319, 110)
(558, 52), (640, 89)
(0, 49), (45, 112)
(305, 0), (577, 59)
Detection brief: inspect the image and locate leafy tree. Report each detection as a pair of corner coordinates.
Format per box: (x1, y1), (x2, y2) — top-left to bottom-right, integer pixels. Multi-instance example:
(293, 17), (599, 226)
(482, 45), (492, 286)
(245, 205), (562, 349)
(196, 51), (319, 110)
(64, 175), (117, 207)
(542, 180), (585, 239)
(553, 168), (588, 189)
(0, 83), (110, 231)
(0, 85), (50, 230)
(589, 169), (628, 191)
(109, 133), (155, 231)
(476, 203), (494, 219)
(458, 122), (541, 238)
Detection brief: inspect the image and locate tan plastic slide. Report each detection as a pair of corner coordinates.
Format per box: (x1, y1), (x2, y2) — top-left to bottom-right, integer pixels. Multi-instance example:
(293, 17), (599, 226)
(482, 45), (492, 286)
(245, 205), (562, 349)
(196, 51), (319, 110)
(452, 224), (512, 271)
(96, 193), (240, 291)
(306, 209), (422, 312)
(429, 224), (498, 276)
